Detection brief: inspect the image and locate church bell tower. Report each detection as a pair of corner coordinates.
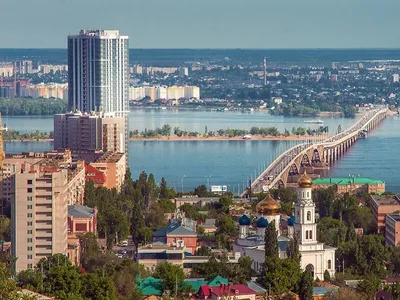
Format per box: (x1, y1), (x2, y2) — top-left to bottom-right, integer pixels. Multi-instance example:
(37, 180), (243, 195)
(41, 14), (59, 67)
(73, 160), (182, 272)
(294, 171), (317, 245)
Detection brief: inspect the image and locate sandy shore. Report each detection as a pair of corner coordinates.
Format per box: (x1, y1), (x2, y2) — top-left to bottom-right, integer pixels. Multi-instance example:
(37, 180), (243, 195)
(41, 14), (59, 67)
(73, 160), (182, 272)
(130, 134), (331, 141)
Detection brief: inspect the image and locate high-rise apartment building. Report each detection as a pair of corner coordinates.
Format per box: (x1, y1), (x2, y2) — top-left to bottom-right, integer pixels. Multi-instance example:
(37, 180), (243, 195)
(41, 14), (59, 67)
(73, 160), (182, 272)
(54, 112), (125, 153)
(67, 29), (129, 155)
(67, 29), (129, 114)
(9, 151), (85, 272)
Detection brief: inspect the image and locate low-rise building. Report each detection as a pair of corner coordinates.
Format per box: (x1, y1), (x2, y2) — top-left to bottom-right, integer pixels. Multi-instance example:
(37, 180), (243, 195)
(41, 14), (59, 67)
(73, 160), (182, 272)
(197, 284), (256, 300)
(152, 218), (198, 254)
(68, 205), (97, 234)
(312, 177), (385, 194)
(138, 242), (240, 274)
(174, 196), (220, 208)
(85, 164), (106, 187)
(369, 195), (400, 233)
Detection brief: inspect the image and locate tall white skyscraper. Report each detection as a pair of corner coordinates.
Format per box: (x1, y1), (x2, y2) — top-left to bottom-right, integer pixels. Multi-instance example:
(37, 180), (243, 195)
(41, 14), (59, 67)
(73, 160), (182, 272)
(67, 29), (129, 113)
(67, 29), (129, 155)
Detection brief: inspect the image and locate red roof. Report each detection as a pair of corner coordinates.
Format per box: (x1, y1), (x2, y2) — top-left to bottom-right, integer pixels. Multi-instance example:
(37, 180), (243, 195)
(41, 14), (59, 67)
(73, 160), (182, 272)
(208, 284), (255, 297)
(85, 164), (106, 185)
(199, 285), (211, 297)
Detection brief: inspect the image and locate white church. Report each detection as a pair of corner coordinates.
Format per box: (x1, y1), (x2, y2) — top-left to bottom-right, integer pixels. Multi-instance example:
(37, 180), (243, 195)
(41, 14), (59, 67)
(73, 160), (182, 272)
(233, 172), (336, 279)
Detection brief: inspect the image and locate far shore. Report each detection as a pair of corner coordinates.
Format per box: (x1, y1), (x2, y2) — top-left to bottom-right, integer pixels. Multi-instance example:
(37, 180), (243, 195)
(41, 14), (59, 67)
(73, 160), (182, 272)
(129, 134), (332, 142)
(3, 135), (332, 143)
(4, 139), (53, 142)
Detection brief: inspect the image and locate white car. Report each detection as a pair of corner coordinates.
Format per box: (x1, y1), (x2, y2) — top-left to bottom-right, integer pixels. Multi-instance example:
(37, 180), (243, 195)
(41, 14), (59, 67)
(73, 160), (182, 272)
(121, 240), (128, 247)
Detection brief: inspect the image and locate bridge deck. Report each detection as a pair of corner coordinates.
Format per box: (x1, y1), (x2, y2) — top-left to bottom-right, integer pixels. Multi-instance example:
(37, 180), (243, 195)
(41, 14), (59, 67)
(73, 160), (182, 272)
(242, 108), (388, 196)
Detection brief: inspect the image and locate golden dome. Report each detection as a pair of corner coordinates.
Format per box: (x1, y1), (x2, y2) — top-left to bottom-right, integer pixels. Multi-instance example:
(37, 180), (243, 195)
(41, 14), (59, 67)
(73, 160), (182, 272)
(256, 193), (280, 215)
(298, 170), (313, 188)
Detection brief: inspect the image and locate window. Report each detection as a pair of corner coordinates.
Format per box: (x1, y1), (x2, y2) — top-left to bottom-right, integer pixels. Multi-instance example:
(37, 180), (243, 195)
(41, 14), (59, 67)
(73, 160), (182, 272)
(27, 188), (32, 193)
(27, 238), (32, 243)
(327, 260), (332, 269)
(27, 230), (32, 234)
(307, 211), (311, 221)
(310, 230), (313, 239)
(27, 205), (32, 209)
(27, 246), (32, 251)
(27, 264), (33, 269)
(27, 213), (32, 218)
(27, 222), (32, 226)
(27, 255), (32, 259)
(306, 231), (309, 239)
(27, 196), (33, 201)
(27, 180), (33, 185)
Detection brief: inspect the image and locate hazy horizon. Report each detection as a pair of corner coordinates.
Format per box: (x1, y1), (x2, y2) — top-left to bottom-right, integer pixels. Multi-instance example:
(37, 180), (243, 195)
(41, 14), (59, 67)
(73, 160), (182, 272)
(1, 0), (399, 49)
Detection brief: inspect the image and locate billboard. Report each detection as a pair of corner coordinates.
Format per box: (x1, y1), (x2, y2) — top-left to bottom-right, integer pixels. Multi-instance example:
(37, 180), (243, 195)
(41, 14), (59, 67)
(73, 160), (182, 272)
(211, 185), (228, 192)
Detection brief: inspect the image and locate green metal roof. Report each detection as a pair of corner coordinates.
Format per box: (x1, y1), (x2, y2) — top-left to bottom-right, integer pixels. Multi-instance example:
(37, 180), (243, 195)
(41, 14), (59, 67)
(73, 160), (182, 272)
(313, 177), (384, 185)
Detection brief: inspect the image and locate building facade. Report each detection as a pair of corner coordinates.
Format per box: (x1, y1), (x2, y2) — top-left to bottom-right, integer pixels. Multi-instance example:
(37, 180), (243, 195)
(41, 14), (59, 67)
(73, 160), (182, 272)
(312, 177), (385, 194)
(90, 152), (126, 191)
(67, 29), (129, 113)
(385, 214), (400, 247)
(11, 155), (85, 272)
(369, 195), (400, 233)
(68, 29), (129, 155)
(54, 112), (125, 153)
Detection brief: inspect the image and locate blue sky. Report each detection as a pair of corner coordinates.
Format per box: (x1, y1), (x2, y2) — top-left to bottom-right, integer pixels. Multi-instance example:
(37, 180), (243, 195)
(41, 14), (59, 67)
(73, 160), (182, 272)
(0, 0), (398, 48)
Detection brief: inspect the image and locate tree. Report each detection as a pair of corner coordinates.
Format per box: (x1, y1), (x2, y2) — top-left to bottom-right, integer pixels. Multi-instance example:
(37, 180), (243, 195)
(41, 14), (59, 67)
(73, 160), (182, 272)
(264, 220), (279, 259)
(217, 196), (233, 214)
(0, 263), (37, 300)
(153, 262), (185, 295)
(194, 185), (209, 197)
(42, 265), (82, 300)
(17, 269), (44, 292)
(313, 187), (334, 218)
(298, 270), (313, 300)
(131, 201), (145, 254)
(0, 216), (11, 241)
(324, 270), (331, 282)
(286, 231), (301, 263)
(323, 287), (365, 300)
(81, 272), (117, 300)
(357, 275), (382, 299)
(78, 232), (101, 269)
(159, 177), (169, 199)
(345, 223), (357, 242)
(216, 216), (237, 237)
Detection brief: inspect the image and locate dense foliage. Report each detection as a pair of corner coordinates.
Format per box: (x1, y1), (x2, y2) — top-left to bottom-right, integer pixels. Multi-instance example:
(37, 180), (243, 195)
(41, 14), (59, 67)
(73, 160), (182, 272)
(0, 98), (66, 115)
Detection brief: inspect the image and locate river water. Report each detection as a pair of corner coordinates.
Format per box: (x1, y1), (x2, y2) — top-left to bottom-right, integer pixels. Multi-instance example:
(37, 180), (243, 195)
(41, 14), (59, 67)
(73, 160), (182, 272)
(3, 109), (399, 193)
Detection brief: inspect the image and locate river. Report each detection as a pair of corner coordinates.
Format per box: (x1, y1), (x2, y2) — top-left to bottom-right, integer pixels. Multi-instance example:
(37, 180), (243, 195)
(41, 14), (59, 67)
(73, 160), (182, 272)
(3, 109), (399, 193)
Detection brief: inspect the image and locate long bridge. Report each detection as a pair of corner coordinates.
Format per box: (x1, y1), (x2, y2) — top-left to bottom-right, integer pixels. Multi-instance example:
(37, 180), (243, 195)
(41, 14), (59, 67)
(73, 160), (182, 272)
(241, 107), (389, 196)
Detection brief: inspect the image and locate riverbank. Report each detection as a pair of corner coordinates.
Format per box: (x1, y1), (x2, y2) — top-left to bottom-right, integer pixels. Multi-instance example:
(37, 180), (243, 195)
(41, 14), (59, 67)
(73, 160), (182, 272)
(129, 134), (331, 141)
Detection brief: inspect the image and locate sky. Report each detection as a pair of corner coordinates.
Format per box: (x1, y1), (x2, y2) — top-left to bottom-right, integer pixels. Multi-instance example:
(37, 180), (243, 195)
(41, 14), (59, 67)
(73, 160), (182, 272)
(1, 0), (399, 49)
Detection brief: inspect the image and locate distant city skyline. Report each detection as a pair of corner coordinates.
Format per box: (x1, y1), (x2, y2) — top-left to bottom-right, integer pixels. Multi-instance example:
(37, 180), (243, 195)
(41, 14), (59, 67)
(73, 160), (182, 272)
(1, 0), (400, 49)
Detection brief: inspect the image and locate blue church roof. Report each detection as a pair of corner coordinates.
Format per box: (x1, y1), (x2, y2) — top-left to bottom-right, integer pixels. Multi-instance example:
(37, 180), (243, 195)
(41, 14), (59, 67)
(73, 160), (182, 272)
(256, 217), (268, 228)
(239, 215), (251, 226)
